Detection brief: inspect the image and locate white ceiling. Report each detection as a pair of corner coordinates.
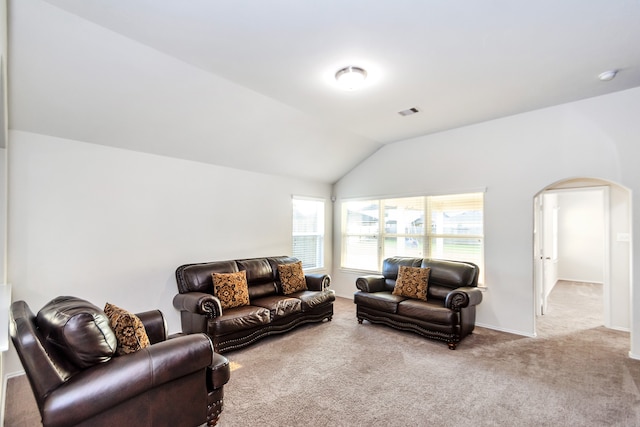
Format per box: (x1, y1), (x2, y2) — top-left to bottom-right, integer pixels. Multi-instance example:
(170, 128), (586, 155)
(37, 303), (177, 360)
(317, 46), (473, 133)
(8, 0), (640, 183)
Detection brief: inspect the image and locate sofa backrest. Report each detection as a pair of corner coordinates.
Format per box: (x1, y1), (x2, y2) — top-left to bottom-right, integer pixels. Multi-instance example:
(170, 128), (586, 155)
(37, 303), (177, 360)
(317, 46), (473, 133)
(381, 256), (479, 299)
(382, 257), (423, 290)
(176, 256), (301, 300)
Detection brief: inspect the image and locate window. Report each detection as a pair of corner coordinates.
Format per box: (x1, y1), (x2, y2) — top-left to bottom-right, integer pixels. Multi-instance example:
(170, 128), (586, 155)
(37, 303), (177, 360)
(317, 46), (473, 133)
(342, 192), (484, 281)
(292, 197), (325, 269)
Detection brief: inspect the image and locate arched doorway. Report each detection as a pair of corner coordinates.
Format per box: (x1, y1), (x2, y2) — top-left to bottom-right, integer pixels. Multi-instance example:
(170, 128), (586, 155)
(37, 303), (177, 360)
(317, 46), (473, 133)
(533, 177), (632, 339)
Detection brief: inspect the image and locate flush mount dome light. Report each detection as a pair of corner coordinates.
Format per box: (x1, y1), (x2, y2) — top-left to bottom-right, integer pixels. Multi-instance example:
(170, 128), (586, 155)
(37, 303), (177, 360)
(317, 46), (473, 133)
(598, 70), (618, 81)
(335, 66), (367, 90)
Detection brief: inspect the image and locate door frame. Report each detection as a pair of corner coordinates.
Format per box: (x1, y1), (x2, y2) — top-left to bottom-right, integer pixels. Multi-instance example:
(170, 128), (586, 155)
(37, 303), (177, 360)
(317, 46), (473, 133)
(534, 184), (612, 330)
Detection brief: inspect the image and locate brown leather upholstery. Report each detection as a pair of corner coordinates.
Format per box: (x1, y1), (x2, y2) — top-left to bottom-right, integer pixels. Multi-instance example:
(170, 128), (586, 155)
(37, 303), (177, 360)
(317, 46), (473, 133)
(173, 256), (335, 352)
(355, 257), (482, 350)
(10, 297), (230, 427)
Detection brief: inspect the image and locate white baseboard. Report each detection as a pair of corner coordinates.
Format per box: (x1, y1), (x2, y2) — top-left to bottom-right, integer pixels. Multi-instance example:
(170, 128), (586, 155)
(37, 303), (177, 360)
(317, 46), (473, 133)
(474, 322), (536, 338)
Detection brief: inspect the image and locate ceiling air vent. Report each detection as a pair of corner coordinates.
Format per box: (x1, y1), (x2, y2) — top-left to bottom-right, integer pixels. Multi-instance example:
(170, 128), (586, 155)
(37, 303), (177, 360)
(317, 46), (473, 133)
(398, 107), (419, 116)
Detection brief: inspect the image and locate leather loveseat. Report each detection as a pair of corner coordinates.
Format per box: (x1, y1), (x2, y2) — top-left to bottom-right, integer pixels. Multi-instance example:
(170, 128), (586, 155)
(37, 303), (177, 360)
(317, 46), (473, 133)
(173, 256), (335, 353)
(354, 257), (482, 349)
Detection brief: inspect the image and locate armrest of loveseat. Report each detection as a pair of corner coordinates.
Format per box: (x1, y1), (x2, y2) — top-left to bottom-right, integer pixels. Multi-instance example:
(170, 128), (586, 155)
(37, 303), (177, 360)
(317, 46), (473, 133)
(173, 292), (223, 319)
(356, 275), (386, 293)
(43, 334), (216, 427)
(306, 273), (331, 291)
(444, 287), (483, 310)
(136, 309), (167, 344)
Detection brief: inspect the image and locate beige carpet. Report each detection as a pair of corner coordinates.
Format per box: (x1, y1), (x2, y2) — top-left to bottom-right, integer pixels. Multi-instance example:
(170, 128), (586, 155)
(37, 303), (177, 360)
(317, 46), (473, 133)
(5, 282), (640, 426)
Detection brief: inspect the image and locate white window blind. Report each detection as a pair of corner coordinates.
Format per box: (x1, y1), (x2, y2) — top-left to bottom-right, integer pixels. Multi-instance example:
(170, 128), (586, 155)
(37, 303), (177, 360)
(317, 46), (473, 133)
(292, 197), (325, 269)
(342, 192), (484, 281)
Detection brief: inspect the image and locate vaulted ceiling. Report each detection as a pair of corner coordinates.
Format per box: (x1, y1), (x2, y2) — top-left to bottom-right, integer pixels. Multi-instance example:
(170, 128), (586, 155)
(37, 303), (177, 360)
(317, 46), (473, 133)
(8, 0), (640, 182)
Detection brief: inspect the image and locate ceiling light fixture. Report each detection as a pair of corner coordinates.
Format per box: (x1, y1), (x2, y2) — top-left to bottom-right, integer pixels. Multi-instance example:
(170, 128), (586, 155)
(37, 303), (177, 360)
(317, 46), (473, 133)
(335, 66), (367, 91)
(598, 70), (618, 81)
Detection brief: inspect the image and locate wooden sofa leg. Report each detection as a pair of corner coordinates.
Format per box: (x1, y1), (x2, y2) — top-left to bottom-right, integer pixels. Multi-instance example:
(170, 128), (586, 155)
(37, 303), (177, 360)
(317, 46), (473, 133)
(448, 342), (457, 350)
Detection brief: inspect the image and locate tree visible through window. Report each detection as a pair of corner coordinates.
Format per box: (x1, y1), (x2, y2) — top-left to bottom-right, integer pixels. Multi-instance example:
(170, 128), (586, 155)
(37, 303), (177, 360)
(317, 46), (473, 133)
(292, 197), (325, 269)
(342, 192), (484, 282)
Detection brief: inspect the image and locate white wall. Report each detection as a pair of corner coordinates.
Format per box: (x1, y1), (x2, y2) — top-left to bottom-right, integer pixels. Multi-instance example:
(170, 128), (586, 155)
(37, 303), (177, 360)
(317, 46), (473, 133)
(4, 130), (332, 375)
(1, 0), (8, 420)
(333, 87), (640, 344)
(557, 190), (605, 283)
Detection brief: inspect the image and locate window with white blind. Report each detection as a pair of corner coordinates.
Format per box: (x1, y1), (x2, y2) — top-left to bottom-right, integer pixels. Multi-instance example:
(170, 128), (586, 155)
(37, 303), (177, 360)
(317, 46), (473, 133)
(292, 197), (325, 269)
(342, 192), (484, 281)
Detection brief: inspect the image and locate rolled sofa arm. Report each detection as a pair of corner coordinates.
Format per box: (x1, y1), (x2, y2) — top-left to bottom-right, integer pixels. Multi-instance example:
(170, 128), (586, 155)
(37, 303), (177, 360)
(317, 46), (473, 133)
(44, 334), (215, 427)
(356, 275), (386, 293)
(305, 273), (331, 291)
(444, 287), (483, 310)
(173, 292), (223, 319)
(136, 309), (167, 344)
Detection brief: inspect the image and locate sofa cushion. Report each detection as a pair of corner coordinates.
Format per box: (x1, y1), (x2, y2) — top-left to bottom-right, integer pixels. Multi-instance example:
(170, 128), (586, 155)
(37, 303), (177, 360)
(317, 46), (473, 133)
(104, 302), (151, 355)
(278, 261), (308, 295)
(213, 271), (251, 309)
(397, 299), (459, 325)
(212, 305), (271, 335)
(289, 290), (336, 312)
(354, 291), (405, 314)
(421, 258), (479, 289)
(36, 296), (117, 369)
(237, 258), (274, 284)
(176, 260), (239, 294)
(392, 266), (430, 301)
(251, 296), (302, 319)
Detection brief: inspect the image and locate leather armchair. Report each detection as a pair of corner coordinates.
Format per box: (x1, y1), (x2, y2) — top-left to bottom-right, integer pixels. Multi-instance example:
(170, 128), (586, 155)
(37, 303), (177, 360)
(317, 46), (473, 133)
(10, 297), (230, 427)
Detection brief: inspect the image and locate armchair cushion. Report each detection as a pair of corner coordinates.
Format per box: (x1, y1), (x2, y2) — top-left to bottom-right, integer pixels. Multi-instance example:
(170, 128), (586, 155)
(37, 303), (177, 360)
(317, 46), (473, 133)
(104, 303), (151, 355)
(36, 296), (116, 369)
(392, 266), (430, 301)
(277, 261), (308, 294)
(213, 270), (250, 309)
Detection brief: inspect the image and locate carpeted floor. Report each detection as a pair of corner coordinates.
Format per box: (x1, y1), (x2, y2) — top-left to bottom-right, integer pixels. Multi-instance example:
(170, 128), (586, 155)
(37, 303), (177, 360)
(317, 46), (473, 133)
(5, 281), (639, 426)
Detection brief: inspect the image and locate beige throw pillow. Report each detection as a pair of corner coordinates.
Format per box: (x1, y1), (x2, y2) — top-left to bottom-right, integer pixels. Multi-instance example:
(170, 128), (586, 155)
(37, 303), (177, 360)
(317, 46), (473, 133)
(212, 270), (250, 309)
(278, 261), (308, 295)
(392, 266), (430, 301)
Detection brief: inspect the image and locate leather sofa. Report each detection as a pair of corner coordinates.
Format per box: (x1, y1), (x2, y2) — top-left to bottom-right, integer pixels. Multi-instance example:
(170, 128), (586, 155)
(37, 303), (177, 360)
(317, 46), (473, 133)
(355, 257), (483, 349)
(10, 296), (230, 427)
(173, 255), (335, 353)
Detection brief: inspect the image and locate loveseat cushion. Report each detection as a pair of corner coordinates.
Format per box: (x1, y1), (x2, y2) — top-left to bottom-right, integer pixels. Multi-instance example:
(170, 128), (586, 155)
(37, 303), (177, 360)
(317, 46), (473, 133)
(289, 290), (336, 312)
(212, 305), (271, 335)
(353, 291), (405, 314)
(36, 296), (117, 369)
(392, 266), (430, 301)
(251, 296), (301, 319)
(213, 271), (250, 309)
(397, 299), (459, 325)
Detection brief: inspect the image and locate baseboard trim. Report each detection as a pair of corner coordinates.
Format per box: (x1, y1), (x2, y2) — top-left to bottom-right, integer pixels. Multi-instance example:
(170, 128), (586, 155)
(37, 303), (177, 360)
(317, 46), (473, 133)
(475, 322), (536, 338)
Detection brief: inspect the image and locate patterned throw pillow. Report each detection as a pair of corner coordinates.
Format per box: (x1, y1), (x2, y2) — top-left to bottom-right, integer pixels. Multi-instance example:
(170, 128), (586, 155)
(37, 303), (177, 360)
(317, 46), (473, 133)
(392, 266), (430, 301)
(278, 261), (307, 295)
(212, 270), (250, 309)
(103, 302), (151, 356)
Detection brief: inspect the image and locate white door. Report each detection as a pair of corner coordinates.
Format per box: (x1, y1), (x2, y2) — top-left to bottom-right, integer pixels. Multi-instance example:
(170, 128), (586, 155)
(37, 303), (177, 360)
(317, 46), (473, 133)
(541, 193), (559, 315)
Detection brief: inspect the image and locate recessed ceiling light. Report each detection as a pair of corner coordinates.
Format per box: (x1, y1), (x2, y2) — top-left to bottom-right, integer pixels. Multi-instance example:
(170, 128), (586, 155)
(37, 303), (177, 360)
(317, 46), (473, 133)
(335, 66), (367, 91)
(598, 70), (618, 81)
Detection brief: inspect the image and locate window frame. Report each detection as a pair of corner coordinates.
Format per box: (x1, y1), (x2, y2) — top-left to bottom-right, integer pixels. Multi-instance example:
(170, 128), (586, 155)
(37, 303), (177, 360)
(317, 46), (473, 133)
(341, 192), (484, 282)
(291, 196), (325, 270)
